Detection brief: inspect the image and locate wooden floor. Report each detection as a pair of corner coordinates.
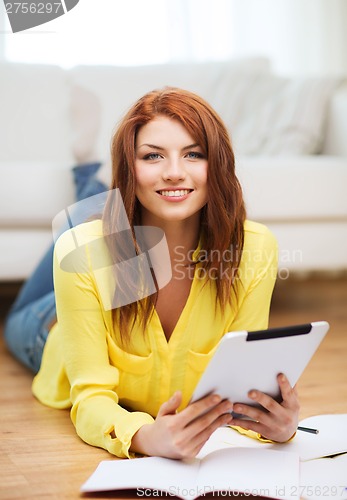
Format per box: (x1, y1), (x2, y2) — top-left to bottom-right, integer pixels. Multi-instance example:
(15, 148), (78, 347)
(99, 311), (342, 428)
(0, 277), (347, 499)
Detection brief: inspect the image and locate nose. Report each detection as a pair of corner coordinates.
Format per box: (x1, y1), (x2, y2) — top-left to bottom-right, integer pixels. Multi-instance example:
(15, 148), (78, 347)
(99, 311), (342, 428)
(162, 156), (186, 181)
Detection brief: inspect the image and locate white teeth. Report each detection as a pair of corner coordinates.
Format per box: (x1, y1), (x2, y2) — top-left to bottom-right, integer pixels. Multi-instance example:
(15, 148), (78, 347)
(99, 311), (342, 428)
(159, 189), (191, 197)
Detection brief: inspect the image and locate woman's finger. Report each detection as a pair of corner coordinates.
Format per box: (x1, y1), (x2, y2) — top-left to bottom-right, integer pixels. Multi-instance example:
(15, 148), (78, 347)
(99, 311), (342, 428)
(157, 391), (182, 417)
(189, 411), (234, 453)
(185, 398), (233, 434)
(278, 374), (300, 410)
(233, 390), (282, 424)
(175, 393), (226, 427)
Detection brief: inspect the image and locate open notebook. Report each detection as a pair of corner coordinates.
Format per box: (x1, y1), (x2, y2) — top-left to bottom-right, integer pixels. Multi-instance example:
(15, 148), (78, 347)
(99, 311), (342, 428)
(81, 414), (347, 500)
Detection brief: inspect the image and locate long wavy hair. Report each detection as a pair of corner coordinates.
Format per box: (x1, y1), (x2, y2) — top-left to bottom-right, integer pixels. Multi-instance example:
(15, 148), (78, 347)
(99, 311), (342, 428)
(102, 87), (246, 343)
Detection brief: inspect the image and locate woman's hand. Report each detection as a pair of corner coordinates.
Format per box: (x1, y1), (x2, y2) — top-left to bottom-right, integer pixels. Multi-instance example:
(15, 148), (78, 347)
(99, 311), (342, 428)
(131, 391), (233, 459)
(231, 373), (300, 443)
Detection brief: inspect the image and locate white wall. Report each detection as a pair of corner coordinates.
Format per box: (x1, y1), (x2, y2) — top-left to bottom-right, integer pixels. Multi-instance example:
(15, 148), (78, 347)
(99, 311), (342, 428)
(0, 0), (346, 76)
(229, 0), (347, 77)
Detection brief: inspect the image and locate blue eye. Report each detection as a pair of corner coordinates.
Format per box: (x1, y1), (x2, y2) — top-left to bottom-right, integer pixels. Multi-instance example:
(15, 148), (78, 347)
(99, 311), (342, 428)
(186, 151), (204, 159)
(143, 153), (162, 160)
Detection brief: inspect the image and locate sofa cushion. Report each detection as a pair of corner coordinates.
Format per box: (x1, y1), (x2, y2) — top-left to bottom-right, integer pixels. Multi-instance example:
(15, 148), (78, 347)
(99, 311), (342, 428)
(230, 76), (343, 156)
(68, 58), (271, 162)
(67, 62), (343, 160)
(269, 221), (347, 272)
(0, 229), (53, 280)
(0, 63), (73, 164)
(322, 82), (347, 155)
(237, 155), (347, 221)
(0, 162), (75, 227)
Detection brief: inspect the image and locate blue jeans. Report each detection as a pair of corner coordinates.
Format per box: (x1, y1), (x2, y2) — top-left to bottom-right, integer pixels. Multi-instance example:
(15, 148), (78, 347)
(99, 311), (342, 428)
(4, 162), (108, 373)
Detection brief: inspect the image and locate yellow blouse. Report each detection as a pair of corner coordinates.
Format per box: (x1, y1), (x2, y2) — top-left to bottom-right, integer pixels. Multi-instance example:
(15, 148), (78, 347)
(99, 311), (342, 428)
(32, 219), (278, 458)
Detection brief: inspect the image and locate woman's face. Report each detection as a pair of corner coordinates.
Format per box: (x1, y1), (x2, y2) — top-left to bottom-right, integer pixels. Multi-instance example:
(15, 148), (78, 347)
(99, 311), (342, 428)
(135, 115), (208, 226)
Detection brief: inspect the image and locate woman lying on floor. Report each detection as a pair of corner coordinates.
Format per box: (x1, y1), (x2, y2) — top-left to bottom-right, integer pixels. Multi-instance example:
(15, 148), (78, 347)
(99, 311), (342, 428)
(4, 87), (299, 459)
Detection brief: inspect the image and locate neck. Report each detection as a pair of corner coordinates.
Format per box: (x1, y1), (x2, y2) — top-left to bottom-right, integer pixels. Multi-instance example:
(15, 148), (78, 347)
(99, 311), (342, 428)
(165, 224), (200, 267)
(140, 211), (200, 266)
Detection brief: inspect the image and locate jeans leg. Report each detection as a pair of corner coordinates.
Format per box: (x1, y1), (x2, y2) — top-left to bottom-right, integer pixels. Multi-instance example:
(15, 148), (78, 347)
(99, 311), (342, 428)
(72, 162), (106, 201)
(4, 291), (56, 373)
(9, 244), (54, 313)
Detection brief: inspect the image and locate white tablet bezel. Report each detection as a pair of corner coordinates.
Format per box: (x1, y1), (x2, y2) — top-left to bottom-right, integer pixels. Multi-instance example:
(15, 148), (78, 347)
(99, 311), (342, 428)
(190, 321), (329, 410)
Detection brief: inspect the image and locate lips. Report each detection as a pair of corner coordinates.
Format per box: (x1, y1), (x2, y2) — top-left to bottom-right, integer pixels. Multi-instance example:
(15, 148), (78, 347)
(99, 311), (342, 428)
(157, 189), (193, 197)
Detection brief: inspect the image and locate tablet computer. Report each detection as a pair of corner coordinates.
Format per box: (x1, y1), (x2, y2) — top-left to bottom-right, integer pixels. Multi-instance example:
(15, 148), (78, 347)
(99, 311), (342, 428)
(190, 321), (329, 412)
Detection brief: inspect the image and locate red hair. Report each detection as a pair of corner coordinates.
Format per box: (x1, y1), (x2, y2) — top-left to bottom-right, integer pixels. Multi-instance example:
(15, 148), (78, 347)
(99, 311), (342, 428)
(103, 87), (246, 343)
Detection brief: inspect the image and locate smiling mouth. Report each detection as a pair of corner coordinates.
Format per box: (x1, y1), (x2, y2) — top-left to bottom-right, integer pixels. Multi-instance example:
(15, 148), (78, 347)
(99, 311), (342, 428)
(157, 189), (193, 197)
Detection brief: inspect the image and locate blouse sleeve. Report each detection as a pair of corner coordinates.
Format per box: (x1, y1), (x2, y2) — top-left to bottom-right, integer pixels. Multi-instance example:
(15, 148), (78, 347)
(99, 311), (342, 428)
(53, 228), (154, 458)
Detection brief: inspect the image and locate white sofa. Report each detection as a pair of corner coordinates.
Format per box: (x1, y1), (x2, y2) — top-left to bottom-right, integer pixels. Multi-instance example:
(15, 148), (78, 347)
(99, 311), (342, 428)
(1, 59), (347, 281)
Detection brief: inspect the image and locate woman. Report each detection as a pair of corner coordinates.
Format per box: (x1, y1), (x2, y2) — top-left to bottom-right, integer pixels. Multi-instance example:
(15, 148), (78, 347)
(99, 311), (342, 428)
(5, 87), (299, 459)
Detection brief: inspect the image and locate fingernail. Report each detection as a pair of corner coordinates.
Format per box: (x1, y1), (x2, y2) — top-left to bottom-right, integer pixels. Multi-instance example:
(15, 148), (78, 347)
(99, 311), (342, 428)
(249, 390), (256, 399)
(212, 394), (221, 404)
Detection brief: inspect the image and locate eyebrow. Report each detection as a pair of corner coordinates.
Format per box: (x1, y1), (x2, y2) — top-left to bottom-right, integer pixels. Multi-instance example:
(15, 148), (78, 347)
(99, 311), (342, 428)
(137, 143), (201, 151)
